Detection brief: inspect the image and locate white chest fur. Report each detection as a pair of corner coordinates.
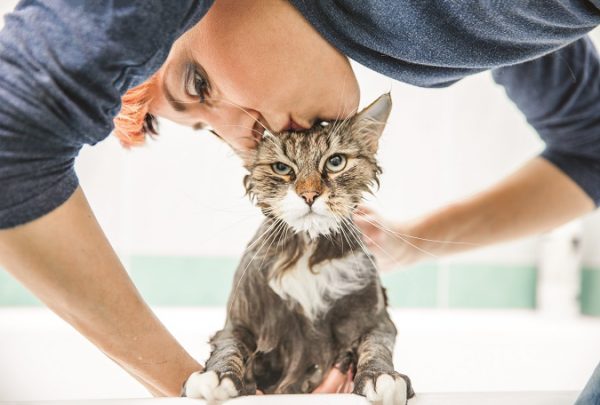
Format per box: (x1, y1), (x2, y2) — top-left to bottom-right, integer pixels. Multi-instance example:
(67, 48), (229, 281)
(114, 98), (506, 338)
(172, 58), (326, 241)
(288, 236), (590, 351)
(268, 248), (373, 321)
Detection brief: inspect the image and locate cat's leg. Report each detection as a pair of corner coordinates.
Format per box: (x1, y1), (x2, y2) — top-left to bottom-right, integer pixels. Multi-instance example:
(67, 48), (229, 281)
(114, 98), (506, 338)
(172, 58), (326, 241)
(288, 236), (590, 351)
(353, 316), (414, 405)
(183, 326), (256, 401)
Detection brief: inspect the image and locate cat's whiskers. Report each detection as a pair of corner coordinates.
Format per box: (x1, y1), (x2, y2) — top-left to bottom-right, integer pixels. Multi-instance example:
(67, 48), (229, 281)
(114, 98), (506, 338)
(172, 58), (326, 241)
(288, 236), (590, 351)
(336, 202), (452, 259)
(342, 213), (384, 268)
(276, 219), (290, 252)
(340, 207), (443, 267)
(233, 217), (282, 265)
(228, 218), (284, 316)
(349, 219), (414, 265)
(334, 71), (351, 120)
(354, 212), (440, 259)
(327, 73), (356, 138)
(338, 215), (380, 271)
(254, 219), (288, 285)
(337, 216), (377, 278)
(354, 209), (480, 246)
(267, 219), (288, 257)
(228, 91), (397, 312)
(242, 219), (282, 263)
(328, 116), (350, 144)
(334, 216), (363, 274)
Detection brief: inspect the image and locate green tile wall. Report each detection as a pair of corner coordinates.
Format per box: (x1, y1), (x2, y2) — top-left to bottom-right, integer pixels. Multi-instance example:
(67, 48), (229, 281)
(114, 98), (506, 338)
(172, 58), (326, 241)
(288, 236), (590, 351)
(381, 263), (438, 307)
(0, 270), (42, 306)
(581, 268), (600, 316)
(2, 257), (597, 313)
(446, 264), (537, 309)
(0, 256), (541, 309)
(129, 256), (237, 306)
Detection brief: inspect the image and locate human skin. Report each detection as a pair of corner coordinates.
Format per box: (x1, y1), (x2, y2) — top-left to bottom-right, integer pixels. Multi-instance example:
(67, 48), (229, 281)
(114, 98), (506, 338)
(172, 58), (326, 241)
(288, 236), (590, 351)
(356, 158), (594, 270)
(0, 0), (358, 396)
(149, 0), (595, 393)
(0, 187), (201, 396)
(150, 0), (360, 150)
(149, 0), (595, 267)
(0, 0), (595, 398)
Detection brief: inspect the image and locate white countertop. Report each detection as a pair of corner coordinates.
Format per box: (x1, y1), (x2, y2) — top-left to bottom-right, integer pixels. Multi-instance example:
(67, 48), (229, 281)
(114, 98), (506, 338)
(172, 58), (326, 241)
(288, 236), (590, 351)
(1, 308), (598, 402)
(5, 392), (580, 405)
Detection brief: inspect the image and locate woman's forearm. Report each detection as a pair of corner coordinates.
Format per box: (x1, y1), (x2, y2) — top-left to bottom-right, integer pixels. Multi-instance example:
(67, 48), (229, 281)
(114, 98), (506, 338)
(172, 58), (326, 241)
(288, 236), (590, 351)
(0, 187), (201, 396)
(402, 156), (595, 263)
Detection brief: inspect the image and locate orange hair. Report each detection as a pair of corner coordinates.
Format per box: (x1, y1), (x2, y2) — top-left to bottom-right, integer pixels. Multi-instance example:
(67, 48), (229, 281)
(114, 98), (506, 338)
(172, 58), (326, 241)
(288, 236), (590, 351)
(113, 76), (159, 148)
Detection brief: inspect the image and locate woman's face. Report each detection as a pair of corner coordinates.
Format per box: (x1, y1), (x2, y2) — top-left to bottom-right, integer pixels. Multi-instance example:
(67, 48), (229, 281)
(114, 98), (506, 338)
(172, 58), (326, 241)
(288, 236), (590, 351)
(150, 0), (360, 151)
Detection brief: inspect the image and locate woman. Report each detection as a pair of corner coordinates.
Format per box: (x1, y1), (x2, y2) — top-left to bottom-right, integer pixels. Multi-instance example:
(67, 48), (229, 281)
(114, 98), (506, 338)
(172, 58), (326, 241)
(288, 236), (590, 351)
(0, 0), (598, 403)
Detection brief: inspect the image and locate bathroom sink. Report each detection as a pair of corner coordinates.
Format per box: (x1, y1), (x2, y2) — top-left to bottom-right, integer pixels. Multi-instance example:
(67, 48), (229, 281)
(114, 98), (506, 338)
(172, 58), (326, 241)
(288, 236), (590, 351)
(8, 391), (579, 405)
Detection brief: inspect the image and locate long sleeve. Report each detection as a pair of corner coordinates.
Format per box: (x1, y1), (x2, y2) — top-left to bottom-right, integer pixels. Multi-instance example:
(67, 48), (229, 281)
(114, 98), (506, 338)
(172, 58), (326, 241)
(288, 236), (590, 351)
(0, 0), (213, 228)
(492, 36), (600, 205)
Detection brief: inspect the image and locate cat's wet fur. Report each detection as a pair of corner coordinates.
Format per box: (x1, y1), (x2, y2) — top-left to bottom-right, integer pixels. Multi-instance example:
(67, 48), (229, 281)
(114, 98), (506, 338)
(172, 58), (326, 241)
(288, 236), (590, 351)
(185, 94), (414, 403)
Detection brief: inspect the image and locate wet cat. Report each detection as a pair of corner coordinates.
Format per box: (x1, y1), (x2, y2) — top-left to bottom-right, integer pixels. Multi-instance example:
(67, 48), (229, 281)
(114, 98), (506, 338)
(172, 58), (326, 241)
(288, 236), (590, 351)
(184, 94), (414, 405)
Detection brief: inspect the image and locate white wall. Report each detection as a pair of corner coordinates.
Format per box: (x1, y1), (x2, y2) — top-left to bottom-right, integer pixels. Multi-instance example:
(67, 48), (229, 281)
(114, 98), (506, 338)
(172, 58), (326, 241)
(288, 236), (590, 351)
(1, 2), (599, 268)
(78, 30), (600, 268)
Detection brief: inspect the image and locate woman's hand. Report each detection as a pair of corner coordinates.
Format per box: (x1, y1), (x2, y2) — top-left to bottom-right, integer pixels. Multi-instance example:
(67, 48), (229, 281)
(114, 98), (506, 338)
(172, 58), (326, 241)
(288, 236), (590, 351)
(353, 206), (420, 272)
(255, 365), (354, 395)
(354, 157), (597, 272)
(0, 187), (202, 396)
(312, 364), (354, 394)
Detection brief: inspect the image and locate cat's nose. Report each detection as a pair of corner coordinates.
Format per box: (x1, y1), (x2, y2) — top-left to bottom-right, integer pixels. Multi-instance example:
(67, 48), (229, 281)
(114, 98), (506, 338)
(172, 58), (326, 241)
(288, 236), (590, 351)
(301, 191), (320, 206)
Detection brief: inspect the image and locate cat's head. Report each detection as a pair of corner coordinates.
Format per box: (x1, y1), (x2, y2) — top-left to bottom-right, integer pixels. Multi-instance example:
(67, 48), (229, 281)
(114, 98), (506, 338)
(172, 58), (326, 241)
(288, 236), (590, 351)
(242, 94), (392, 239)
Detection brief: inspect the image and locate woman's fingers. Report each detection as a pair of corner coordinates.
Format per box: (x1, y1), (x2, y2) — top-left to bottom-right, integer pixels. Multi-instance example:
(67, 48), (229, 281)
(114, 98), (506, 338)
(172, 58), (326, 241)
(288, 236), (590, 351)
(312, 367), (348, 393)
(338, 367), (354, 393)
(353, 205), (415, 271)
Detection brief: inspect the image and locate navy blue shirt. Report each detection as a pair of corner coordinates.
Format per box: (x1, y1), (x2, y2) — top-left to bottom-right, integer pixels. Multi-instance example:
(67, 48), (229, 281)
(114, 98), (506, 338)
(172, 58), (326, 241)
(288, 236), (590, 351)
(0, 0), (599, 228)
(0, 0), (213, 228)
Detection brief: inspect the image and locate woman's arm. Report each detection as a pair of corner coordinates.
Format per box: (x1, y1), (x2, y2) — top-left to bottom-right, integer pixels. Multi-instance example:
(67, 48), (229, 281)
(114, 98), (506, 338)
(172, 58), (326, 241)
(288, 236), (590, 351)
(358, 156), (595, 268)
(0, 186), (202, 396)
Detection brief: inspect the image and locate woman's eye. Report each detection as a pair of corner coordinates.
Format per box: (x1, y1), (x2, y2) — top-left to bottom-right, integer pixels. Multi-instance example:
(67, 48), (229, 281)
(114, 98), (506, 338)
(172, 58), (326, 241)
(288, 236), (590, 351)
(272, 162), (292, 175)
(326, 154), (347, 173)
(185, 64), (210, 103)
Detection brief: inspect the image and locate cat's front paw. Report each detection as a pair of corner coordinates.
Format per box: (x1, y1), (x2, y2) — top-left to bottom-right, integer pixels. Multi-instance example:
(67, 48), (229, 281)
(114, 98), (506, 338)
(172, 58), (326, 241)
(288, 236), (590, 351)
(354, 371), (414, 405)
(183, 370), (240, 401)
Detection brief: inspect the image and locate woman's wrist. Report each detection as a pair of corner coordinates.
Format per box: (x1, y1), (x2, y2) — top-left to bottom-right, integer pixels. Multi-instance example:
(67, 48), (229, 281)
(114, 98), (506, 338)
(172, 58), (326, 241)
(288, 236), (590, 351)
(0, 187), (203, 398)
(398, 157), (596, 267)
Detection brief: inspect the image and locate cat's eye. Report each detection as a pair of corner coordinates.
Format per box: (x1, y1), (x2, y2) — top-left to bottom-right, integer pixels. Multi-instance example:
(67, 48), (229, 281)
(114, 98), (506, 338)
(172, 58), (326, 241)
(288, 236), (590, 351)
(184, 63), (210, 103)
(272, 162), (292, 176)
(325, 154), (347, 173)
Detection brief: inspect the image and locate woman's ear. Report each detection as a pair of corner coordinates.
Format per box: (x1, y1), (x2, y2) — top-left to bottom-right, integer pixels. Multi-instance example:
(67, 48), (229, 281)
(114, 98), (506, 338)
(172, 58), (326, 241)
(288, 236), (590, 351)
(352, 93), (392, 153)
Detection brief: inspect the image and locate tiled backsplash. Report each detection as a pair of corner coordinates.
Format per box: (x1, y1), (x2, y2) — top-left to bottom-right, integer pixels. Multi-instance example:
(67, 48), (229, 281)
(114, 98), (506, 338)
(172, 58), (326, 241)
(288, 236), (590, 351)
(1, 256), (598, 315)
(581, 267), (600, 316)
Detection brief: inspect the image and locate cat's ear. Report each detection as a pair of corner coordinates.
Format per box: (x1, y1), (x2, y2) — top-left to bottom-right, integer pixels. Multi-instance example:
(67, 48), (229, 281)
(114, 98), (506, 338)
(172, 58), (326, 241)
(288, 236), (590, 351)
(352, 93), (392, 153)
